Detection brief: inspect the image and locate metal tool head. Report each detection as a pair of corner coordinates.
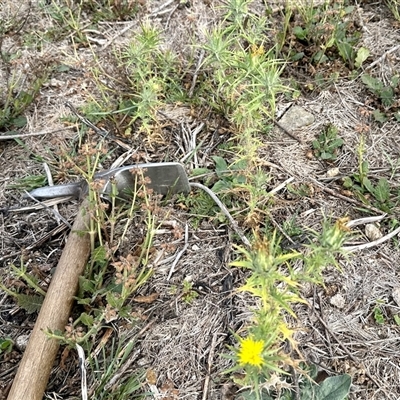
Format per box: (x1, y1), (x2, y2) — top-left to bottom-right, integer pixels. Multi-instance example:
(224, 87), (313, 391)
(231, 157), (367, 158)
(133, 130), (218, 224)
(26, 162), (190, 201)
(99, 162), (190, 202)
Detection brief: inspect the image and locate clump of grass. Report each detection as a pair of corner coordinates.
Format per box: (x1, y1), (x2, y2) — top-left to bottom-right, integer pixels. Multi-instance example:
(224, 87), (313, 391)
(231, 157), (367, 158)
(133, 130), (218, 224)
(386, 0), (400, 21)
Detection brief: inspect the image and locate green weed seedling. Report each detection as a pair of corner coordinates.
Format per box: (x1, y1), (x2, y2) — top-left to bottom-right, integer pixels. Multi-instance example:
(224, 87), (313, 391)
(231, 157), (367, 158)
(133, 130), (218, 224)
(343, 157), (395, 213)
(312, 124), (343, 161)
(182, 280), (199, 304)
(0, 259), (46, 314)
(0, 338), (14, 355)
(8, 174), (47, 191)
(289, 1), (360, 68)
(373, 301), (386, 325)
(361, 73), (400, 122)
(0, 71), (48, 130)
(201, 0), (287, 159)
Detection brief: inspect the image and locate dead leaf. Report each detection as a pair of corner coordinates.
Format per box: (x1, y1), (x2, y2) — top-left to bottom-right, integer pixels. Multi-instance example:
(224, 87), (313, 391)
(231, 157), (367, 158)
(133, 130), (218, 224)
(146, 368), (157, 385)
(134, 293), (159, 303)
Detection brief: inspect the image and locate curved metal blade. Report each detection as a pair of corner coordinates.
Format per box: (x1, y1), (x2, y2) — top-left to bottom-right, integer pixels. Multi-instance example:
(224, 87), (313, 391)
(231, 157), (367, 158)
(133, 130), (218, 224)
(26, 162), (190, 201)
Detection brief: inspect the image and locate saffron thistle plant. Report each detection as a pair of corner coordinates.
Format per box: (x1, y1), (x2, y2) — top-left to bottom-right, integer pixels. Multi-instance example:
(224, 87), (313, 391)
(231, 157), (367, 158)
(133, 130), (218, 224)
(202, 0), (288, 163)
(230, 221), (349, 399)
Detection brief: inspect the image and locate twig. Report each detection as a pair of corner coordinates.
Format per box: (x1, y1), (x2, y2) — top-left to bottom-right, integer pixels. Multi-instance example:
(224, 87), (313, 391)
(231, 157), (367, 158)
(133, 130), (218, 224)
(100, 21), (136, 51)
(167, 224), (189, 280)
(272, 118), (304, 144)
(346, 214), (387, 228)
(268, 176), (294, 195)
(189, 50), (206, 98)
(23, 191), (72, 229)
(364, 44), (400, 72)
(0, 126), (75, 141)
(309, 177), (388, 216)
(202, 332), (219, 400)
(165, 2), (179, 27)
(65, 101), (132, 151)
(189, 182), (251, 248)
(0, 218), (70, 264)
(149, 0), (175, 16)
(342, 225), (400, 252)
(0, 197), (72, 214)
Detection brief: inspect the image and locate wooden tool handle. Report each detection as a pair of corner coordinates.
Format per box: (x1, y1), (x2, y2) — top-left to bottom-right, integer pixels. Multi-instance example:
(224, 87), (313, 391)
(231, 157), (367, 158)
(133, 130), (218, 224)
(7, 200), (92, 400)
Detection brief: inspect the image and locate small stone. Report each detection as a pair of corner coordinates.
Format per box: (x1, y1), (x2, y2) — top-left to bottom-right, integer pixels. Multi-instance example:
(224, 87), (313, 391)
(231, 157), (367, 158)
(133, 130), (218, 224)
(15, 334), (30, 351)
(326, 168), (340, 177)
(191, 244), (200, 251)
(278, 105), (315, 130)
(365, 224), (383, 241)
(330, 293), (346, 309)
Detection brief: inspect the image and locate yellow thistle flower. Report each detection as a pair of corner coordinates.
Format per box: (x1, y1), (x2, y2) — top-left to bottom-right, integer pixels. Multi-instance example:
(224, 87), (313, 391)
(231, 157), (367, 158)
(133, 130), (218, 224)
(238, 337), (264, 368)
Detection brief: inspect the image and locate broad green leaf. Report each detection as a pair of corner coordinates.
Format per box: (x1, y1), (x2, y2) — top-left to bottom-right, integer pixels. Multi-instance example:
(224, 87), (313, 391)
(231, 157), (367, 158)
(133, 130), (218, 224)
(355, 47), (370, 68)
(321, 152), (334, 160)
(293, 26), (307, 40)
(12, 115), (28, 128)
(0, 338), (14, 353)
(337, 41), (355, 64)
(344, 5), (355, 14)
(374, 179), (390, 203)
(314, 374), (351, 400)
(292, 52), (304, 61)
(342, 177), (353, 189)
(92, 245), (108, 268)
(380, 87), (394, 107)
(361, 161), (369, 175)
(212, 155), (229, 177)
(212, 179), (232, 193)
(329, 138), (344, 148)
(390, 75), (399, 87)
(191, 168), (212, 176)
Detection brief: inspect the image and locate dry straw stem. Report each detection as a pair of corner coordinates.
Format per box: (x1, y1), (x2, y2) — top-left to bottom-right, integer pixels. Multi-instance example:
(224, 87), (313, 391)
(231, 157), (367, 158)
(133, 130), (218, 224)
(0, 126), (76, 140)
(7, 200), (92, 400)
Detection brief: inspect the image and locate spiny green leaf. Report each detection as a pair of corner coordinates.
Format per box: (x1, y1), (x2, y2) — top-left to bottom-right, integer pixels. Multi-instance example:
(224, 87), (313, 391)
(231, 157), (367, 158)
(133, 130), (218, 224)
(16, 293), (44, 314)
